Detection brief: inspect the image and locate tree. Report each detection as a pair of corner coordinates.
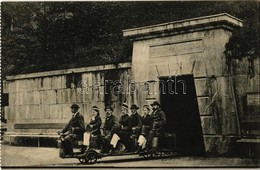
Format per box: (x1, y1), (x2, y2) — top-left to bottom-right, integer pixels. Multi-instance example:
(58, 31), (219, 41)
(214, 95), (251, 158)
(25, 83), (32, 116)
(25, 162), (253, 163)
(1, 1), (259, 77)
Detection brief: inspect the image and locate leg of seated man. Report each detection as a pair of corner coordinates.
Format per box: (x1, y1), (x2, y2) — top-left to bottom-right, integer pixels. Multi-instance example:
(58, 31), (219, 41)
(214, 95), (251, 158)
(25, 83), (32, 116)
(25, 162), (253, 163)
(118, 131), (131, 151)
(101, 133), (113, 153)
(64, 134), (78, 156)
(146, 129), (156, 149)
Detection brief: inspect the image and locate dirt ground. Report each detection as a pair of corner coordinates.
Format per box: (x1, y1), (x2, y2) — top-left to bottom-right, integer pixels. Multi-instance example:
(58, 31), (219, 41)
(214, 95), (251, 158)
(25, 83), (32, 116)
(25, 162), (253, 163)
(1, 144), (259, 168)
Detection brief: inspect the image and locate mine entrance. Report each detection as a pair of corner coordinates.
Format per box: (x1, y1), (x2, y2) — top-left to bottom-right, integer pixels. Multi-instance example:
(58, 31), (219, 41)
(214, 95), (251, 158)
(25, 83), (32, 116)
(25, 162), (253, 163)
(160, 75), (205, 156)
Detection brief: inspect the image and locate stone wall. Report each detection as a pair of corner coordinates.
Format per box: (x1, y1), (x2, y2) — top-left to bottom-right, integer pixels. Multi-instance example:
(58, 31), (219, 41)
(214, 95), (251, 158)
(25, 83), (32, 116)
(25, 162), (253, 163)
(3, 63), (131, 133)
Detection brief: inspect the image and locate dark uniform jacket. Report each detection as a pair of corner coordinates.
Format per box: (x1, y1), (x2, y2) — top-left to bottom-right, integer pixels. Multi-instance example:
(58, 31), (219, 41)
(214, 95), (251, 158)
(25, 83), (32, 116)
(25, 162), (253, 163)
(88, 116), (102, 136)
(104, 114), (118, 135)
(141, 114), (153, 127)
(151, 109), (166, 129)
(62, 112), (85, 136)
(129, 113), (142, 134)
(141, 114), (153, 136)
(119, 114), (130, 131)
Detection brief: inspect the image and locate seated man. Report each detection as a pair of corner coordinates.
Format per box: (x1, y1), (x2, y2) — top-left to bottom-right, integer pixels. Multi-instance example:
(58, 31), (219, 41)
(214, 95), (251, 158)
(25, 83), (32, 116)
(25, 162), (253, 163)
(101, 106), (118, 153)
(128, 104), (142, 151)
(146, 101), (166, 150)
(111, 103), (131, 151)
(137, 105), (153, 151)
(59, 104), (85, 157)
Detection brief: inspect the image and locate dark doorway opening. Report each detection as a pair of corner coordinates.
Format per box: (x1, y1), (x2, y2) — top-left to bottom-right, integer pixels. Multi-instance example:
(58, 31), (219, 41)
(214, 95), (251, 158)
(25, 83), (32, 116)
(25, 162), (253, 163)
(160, 74), (205, 156)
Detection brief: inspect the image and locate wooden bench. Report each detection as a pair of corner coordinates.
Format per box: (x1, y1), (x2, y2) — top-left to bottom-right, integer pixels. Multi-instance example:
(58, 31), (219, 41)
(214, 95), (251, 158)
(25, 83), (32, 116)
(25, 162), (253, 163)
(5, 132), (60, 147)
(4, 123), (65, 147)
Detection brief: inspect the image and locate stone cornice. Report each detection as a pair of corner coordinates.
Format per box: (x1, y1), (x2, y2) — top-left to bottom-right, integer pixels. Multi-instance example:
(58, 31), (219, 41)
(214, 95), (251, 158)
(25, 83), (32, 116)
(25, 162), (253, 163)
(123, 13), (243, 40)
(6, 62), (131, 80)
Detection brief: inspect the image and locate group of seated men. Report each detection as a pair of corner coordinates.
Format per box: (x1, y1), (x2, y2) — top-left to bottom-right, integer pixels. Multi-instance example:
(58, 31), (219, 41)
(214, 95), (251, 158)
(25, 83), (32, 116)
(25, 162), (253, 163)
(59, 101), (166, 156)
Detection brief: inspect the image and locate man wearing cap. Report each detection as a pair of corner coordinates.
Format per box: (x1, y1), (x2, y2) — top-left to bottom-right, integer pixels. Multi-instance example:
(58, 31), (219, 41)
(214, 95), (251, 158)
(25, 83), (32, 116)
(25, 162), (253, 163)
(146, 101), (166, 150)
(102, 106), (118, 153)
(60, 104), (85, 157)
(128, 104), (142, 150)
(112, 103), (131, 151)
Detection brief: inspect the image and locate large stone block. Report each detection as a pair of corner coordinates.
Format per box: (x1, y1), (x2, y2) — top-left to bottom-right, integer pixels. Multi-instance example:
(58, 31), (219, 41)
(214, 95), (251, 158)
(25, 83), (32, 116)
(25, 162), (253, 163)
(75, 88), (83, 103)
(33, 91), (40, 105)
(26, 91), (34, 105)
(27, 79), (39, 91)
(60, 75), (67, 89)
(56, 89), (63, 104)
(9, 93), (19, 106)
(149, 39), (203, 58)
(221, 114), (238, 135)
(62, 89), (72, 103)
(7, 81), (19, 93)
(52, 76), (63, 89)
(203, 136), (235, 155)
(40, 90), (57, 104)
(4, 106), (11, 119)
(15, 106), (24, 120)
(70, 89), (77, 103)
(19, 92), (28, 105)
(193, 60), (207, 78)
(40, 104), (50, 119)
(42, 77), (52, 90)
(61, 104), (72, 119)
(25, 105), (35, 119)
(50, 104), (62, 119)
(200, 116), (217, 134)
(32, 105), (41, 119)
(194, 78), (209, 96)
(17, 80), (26, 92)
(197, 97), (213, 115)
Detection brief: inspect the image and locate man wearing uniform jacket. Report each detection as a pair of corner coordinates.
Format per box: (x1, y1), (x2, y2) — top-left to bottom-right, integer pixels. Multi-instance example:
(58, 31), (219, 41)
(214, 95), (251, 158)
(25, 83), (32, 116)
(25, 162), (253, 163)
(102, 106), (118, 153)
(146, 101), (166, 150)
(60, 104), (85, 157)
(128, 104), (142, 151)
(129, 104), (142, 136)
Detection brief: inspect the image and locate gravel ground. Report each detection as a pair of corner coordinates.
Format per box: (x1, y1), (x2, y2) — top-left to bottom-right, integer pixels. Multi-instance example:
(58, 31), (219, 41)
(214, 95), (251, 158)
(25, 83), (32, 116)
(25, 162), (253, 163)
(1, 144), (259, 168)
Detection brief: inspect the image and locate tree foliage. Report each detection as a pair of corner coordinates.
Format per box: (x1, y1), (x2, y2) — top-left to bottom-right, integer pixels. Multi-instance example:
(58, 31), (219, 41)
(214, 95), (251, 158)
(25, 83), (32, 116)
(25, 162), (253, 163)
(1, 1), (259, 77)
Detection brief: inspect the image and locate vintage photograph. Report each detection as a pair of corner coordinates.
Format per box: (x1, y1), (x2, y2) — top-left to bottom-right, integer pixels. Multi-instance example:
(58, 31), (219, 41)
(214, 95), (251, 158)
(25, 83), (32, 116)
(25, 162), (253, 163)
(1, 1), (259, 168)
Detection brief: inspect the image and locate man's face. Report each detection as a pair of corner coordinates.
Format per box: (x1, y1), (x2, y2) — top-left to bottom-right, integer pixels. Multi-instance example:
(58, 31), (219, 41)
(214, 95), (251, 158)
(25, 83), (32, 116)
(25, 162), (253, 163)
(105, 109), (112, 117)
(71, 107), (78, 113)
(152, 105), (159, 110)
(143, 108), (149, 115)
(121, 107), (127, 115)
(131, 108), (137, 114)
